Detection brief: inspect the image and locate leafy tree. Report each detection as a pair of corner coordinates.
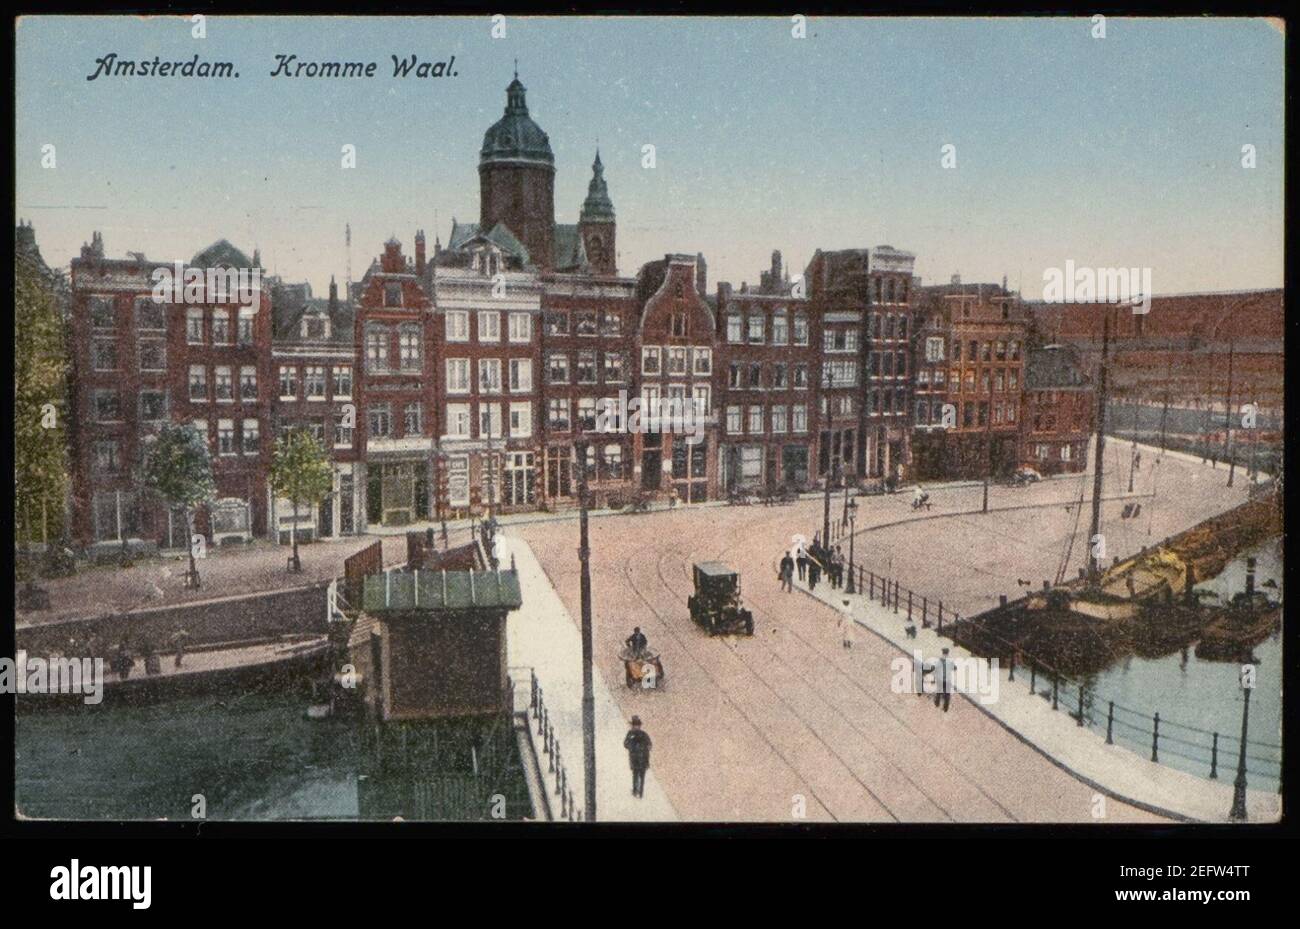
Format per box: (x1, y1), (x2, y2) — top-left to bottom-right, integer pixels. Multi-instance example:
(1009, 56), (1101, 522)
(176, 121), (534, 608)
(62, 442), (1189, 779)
(143, 423), (216, 587)
(14, 249), (69, 551)
(270, 427), (332, 572)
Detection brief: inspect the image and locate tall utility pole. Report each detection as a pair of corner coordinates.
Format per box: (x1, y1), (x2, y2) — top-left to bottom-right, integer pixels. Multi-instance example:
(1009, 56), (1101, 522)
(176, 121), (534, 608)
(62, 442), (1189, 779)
(822, 459), (835, 546)
(982, 363), (995, 513)
(1224, 339), (1236, 488)
(1088, 307), (1112, 581)
(574, 440), (596, 821)
(1128, 393), (1139, 493)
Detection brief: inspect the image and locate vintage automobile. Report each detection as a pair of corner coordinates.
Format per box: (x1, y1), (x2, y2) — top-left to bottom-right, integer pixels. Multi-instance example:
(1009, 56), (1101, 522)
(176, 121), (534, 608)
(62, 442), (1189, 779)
(688, 561), (755, 636)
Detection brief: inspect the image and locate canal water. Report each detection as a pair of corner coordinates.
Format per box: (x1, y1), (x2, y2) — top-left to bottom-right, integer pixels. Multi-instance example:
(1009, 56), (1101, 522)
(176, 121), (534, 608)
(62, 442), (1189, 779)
(16, 691), (531, 821)
(1077, 538), (1282, 789)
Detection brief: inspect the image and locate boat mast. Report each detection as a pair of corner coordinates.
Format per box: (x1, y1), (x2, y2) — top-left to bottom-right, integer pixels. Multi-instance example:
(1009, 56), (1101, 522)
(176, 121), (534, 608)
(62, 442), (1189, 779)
(1088, 305), (1112, 581)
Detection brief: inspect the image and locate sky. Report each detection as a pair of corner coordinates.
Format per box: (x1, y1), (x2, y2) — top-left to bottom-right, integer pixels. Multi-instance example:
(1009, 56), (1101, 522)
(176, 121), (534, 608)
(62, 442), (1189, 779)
(15, 15), (1285, 298)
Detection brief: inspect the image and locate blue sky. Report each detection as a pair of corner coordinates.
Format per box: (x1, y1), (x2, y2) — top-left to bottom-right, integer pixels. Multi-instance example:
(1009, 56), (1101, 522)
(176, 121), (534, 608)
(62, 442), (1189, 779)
(15, 15), (1284, 296)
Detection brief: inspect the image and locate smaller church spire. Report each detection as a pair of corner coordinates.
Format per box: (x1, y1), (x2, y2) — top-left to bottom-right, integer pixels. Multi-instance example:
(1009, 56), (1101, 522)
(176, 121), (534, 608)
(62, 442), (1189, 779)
(580, 149), (615, 222)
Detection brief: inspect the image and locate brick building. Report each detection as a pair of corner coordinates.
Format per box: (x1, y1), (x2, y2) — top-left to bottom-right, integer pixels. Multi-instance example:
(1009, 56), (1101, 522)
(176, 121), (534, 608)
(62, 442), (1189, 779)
(912, 280), (1027, 480)
(269, 275), (359, 540)
(68, 236), (273, 550)
(1019, 343), (1093, 474)
(716, 254), (815, 491)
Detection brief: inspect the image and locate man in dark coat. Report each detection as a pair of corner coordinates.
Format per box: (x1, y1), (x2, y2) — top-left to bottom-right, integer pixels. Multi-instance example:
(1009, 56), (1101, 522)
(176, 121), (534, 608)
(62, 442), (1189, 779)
(625, 627), (648, 657)
(778, 552), (795, 592)
(623, 716), (652, 798)
(808, 556), (821, 591)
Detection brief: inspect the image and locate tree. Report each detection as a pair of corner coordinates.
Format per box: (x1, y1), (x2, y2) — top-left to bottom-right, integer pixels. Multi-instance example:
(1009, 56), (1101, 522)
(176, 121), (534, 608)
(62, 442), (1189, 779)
(270, 427), (332, 572)
(14, 245), (69, 553)
(142, 423), (216, 587)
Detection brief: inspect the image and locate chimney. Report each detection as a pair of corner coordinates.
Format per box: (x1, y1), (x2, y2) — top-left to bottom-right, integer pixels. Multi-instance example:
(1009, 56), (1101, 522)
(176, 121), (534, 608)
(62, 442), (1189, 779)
(415, 229), (427, 276)
(771, 250), (782, 290)
(328, 275), (339, 311)
(695, 252), (707, 298)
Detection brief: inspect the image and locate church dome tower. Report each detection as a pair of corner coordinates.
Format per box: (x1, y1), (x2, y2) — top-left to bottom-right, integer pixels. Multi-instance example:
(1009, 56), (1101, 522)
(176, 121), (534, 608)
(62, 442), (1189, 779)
(479, 71), (556, 270)
(578, 150), (617, 275)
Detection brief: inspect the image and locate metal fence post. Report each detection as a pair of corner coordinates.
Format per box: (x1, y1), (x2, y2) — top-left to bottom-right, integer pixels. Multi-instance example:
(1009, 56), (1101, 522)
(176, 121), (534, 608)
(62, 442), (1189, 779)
(1051, 674), (1059, 710)
(1030, 662), (1037, 695)
(938, 602), (944, 634)
(1210, 733), (1219, 779)
(1151, 712), (1160, 763)
(922, 597), (929, 627)
(907, 590), (913, 622)
(1077, 682), (1085, 726)
(893, 581), (899, 613)
(1106, 701), (1114, 744)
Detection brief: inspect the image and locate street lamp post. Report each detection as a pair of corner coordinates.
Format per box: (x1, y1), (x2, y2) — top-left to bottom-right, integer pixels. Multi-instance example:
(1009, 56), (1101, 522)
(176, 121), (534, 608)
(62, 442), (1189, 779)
(822, 460), (838, 547)
(574, 440), (597, 821)
(1230, 664), (1254, 821)
(845, 497), (858, 593)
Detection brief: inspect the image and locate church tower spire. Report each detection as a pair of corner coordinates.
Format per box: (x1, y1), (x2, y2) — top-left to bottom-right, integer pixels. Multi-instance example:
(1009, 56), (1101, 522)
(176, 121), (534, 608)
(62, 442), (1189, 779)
(578, 149), (617, 275)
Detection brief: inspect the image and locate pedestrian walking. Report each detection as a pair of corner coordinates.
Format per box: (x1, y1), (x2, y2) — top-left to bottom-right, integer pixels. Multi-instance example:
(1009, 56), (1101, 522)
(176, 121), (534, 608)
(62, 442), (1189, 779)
(143, 642), (162, 676)
(796, 551), (809, 582)
(934, 647), (954, 712)
(808, 557), (821, 591)
(624, 716), (652, 798)
(779, 552), (795, 592)
(839, 599), (856, 649)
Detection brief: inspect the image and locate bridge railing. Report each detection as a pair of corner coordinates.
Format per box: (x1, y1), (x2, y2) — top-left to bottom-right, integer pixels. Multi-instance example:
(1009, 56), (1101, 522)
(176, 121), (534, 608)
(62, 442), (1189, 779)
(507, 666), (579, 822)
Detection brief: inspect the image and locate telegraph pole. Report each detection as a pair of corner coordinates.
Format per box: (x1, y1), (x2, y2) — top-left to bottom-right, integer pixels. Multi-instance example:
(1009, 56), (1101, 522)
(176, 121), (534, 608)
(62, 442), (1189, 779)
(574, 440), (597, 821)
(1225, 338), (1236, 487)
(1088, 307), (1111, 581)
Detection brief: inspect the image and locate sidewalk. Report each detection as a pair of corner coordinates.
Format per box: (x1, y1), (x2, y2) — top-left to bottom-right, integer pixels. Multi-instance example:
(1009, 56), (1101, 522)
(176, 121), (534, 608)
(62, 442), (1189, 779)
(501, 533), (678, 822)
(796, 573), (1281, 823)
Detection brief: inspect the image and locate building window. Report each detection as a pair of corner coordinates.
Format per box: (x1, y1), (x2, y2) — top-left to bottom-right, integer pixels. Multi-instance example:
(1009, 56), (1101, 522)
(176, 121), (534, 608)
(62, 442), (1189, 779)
(671, 313), (688, 337)
(726, 406), (742, 434)
(442, 358), (468, 394)
(508, 312), (532, 343)
(576, 351), (598, 384)
(93, 440), (121, 473)
(323, 367), (348, 401)
(728, 363), (742, 389)
(509, 358), (533, 393)
(217, 419), (236, 456)
(276, 366), (296, 399)
(667, 347), (688, 376)
(771, 405), (788, 434)
(925, 336), (945, 363)
(478, 405), (501, 441)
(603, 352), (624, 384)
(547, 353), (569, 385)
(793, 314), (809, 346)
(365, 328), (390, 371)
(139, 339), (166, 372)
(748, 405), (764, 434)
(792, 404), (808, 433)
(92, 340), (118, 371)
(90, 297), (117, 330)
(445, 311), (469, 342)
(403, 403), (423, 436)
(384, 283), (402, 308)
(324, 410), (349, 449)
(771, 363), (788, 389)
(772, 312), (789, 345)
(242, 418), (260, 455)
(509, 401), (532, 438)
(399, 327), (422, 371)
(642, 346), (661, 376)
(601, 311), (622, 337)
(727, 315), (742, 343)
(238, 310), (256, 345)
(575, 311), (598, 336)
(547, 398), (570, 432)
(212, 312), (232, 345)
(478, 359), (503, 394)
(747, 363), (762, 389)
(214, 366), (233, 401)
(747, 315), (765, 344)
(692, 385), (710, 417)
(692, 347), (712, 376)
(140, 391), (167, 422)
(478, 311), (502, 343)
(822, 361), (858, 389)
(445, 403), (471, 438)
(544, 311), (568, 336)
(793, 364), (810, 389)
(368, 403), (393, 438)
(188, 366), (208, 402)
(577, 398), (598, 432)
(135, 298), (166, 330)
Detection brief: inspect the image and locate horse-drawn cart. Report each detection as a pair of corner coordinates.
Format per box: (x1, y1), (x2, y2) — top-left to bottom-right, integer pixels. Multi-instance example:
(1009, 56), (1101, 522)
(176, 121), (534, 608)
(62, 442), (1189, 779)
(620, 647), (665, 689)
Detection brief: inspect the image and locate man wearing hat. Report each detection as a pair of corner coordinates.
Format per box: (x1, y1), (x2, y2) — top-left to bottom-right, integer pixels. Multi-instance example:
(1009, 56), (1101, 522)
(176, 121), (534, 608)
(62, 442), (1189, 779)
(623, 716), (653, 798)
